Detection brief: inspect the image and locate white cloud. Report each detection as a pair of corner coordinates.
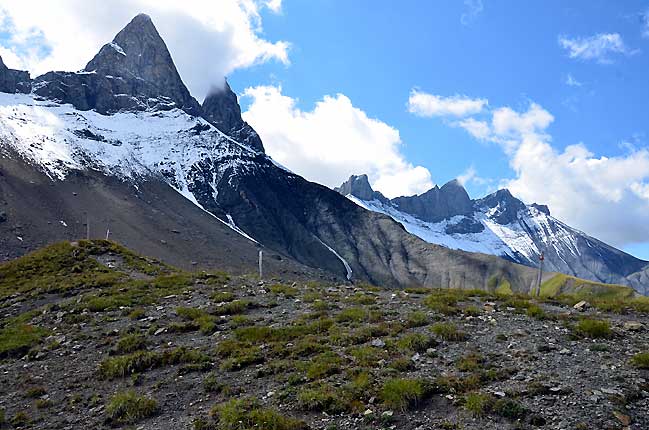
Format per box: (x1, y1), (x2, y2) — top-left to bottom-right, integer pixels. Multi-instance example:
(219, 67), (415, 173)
(461, 0), (484, 26)
(453, 101), (649, 247)
(565, 74), (582, 87)
(558, 33), (634, 64)
(242, 85), (433, 198)
(407, 90), (487, 117)
(264, 0), (282, 13)
(453, 118), (491, 140)
(0, 0), (289, 100)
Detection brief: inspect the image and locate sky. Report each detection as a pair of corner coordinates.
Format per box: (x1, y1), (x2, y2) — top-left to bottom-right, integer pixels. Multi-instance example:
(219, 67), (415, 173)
(1, 0), (649, 259)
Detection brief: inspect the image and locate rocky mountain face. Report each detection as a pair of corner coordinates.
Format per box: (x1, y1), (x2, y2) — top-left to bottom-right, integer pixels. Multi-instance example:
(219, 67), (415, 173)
(0, 57), (30, 94)
(202, 82), (264, 153)
(0, 14), (581, 293)
(337, 174), (649, 295)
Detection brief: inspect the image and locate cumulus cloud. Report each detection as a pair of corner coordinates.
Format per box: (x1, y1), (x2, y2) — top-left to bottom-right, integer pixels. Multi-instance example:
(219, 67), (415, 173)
(407, 90), (487, 117)
(0, 0), (289, 100)
(452, 101), (649, 248)
(558, 33), (635, 64)
(242, 85), (433, 198)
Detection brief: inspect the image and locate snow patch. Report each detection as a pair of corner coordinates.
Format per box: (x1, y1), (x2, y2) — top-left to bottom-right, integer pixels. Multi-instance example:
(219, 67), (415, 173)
(316, 237), (352, 280)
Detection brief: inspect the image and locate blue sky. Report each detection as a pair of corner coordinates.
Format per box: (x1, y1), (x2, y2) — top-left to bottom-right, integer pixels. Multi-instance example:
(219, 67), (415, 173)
(230, 0), (649, 258)
(1, 0), (649, 259)
(233, 0), (649, 195)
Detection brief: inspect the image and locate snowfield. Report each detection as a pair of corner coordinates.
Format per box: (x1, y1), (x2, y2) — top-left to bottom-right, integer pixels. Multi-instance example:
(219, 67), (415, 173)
(0, 92), (262, 242)
(346, 193), (585, 268)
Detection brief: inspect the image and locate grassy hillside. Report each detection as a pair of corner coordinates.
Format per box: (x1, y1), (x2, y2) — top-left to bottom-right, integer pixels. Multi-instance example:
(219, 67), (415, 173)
(0, 241), (648, 429)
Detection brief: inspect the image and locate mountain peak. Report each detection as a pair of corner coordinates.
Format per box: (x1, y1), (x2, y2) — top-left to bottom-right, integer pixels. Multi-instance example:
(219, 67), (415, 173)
(335, 174), (387, 202)
(33, 14), (200, 115)
(202, 80), (265, 152)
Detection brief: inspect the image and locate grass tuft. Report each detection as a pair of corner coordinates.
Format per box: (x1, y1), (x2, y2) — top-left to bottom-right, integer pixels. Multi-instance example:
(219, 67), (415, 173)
(105, 390), (158, 425)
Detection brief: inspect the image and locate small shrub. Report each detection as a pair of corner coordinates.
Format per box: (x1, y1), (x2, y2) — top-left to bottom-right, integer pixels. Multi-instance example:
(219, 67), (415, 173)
(128, 308), (145, 320)
(464, 392), (492, 416)
(297, 384), (349, 413)
(270, 284), (298, 297)
(348, 346), (385, 367)
(463, 392), (527, 420)
(99, 347), (210, 379)
(203, 372), (229, 394)
(574, 319), (611, 339)
(176, 307), (217, 335)
(389, 356), (413, 371)
(35, 398), (53, 409)
(431, 323), (467, 341)
(349, 293), (376, 305)
(105, 390), (158, 425)
(210, 398), (306, 430)
(24, 386), (47, 398)
(631, 352), (649, 369)
(405, 311), (429, 328)
(456, 352), (485, 372)
(10, 411), (30, 427)
(381, 378), (427, 411)
(211, 291), (235, 303)
(114, 334), (147, 354)
(214, 300), (252, 316)
(396, 333), (437, 352)
(306, 352), (342, 379)
(337, 307), (371, 323)
(525, 304), (545, 319)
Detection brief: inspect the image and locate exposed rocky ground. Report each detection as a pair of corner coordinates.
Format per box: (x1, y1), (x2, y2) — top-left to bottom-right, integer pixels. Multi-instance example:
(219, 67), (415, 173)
(1, 241), (648, 429)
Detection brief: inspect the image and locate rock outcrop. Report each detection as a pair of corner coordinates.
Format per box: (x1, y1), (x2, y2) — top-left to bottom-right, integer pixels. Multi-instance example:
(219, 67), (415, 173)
(0, 56), (31, 94)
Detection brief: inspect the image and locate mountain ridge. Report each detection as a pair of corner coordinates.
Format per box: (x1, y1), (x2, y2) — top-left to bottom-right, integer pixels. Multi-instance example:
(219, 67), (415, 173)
(0, 13), (628, 295)
(336, 174), (649, 294)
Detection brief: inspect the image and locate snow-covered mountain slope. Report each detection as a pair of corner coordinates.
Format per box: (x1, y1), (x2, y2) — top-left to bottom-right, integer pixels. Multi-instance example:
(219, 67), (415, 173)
(0, 92), (269, 239)
(338, 175), (649, 295)
(0, 13), (584, 292)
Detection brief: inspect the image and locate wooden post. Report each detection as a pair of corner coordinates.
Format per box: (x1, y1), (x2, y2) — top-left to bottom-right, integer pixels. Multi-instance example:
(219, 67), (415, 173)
(258, 250), (263, 280)
(536, 252), (544, 296)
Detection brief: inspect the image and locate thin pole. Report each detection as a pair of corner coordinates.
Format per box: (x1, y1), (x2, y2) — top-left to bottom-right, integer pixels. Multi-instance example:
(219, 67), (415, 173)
(536, 251), (544, 296)
(258, 250), (263, 280)
(106, 228), (110, 240)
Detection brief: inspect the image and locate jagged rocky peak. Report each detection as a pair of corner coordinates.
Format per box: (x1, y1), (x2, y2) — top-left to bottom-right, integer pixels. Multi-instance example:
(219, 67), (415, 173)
(475, 188), (527, 224)
(33, 13), (200, 115)
(0, 55), (31, 94)
(334, 174), (387, 202)
(531, 203), (550, 216)
(392, 179), (473, 223)
(202, 80), (265, 153)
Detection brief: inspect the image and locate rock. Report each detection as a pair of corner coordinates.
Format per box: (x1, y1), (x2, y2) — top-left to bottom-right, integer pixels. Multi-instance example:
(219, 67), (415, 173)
(484, 302), (497, 312)
(370, 339), (386, 348)
(573, 301), (589, 311)
(154, 328), (166, 335)
(623, 321), (643, 331)
(363, 409), (373, 416)
(381, 410), (393, 418)
(559, 348), (571, 355)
